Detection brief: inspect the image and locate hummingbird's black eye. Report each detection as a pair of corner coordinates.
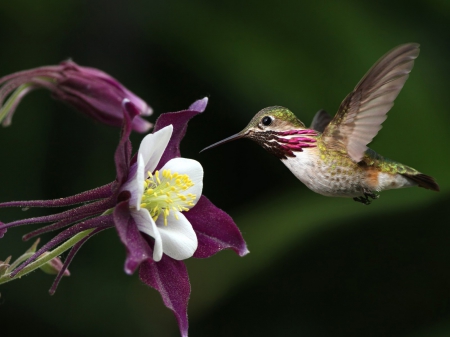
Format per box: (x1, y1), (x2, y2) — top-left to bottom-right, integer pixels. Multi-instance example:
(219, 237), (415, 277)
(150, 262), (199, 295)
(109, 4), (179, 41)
(262, 116), (272, 126)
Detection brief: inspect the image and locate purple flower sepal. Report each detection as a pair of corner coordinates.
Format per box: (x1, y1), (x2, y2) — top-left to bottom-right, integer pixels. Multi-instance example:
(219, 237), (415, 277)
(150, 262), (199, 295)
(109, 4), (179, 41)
(0, 97), (248, 337)
(0, 60), (152, 132)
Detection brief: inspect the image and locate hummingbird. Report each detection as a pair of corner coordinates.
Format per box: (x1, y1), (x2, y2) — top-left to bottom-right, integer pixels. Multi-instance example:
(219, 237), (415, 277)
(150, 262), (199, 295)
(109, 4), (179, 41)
(201, 43), (439, 204)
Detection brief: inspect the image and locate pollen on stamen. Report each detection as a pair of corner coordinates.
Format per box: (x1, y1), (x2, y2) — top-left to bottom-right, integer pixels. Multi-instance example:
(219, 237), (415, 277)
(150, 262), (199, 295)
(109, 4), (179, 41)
(139, 168), (197, 225)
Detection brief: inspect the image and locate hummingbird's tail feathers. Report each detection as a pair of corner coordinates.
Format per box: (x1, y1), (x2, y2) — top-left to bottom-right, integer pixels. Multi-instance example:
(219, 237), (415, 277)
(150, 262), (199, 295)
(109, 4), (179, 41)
(402, 173), (440, 191)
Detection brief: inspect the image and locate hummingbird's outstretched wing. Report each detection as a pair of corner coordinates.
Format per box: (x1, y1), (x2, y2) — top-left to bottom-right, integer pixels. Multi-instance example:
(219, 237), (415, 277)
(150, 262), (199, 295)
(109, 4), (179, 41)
(310, 109), (332, 133)
(321, 43), (420, 162)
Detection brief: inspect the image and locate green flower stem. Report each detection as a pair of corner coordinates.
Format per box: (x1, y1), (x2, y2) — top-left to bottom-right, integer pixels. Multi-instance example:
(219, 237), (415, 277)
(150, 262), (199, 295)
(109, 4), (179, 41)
(6, 252), (35, 273)
(0, 83), (35, 123)
(0, 229), (94, 285)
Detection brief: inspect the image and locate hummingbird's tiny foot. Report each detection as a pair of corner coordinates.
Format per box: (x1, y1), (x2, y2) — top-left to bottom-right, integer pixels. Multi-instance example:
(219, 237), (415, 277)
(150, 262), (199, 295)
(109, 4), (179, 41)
(363, 189), (379, 200)
(353, 196), (371, 205)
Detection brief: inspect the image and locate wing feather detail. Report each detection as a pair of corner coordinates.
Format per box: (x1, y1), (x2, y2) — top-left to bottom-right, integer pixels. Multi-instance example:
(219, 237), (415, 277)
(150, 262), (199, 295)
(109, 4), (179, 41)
(322, 43), (420, 162)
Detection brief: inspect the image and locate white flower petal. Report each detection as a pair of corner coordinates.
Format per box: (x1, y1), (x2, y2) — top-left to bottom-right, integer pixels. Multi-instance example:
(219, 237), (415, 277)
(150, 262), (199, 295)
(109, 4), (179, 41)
(161, 157), (203, 206)
(155, 211), (198, 260)
(134, 154), (146, 210)
(130, 208), (163, 262)
(138, 125), (173, 174)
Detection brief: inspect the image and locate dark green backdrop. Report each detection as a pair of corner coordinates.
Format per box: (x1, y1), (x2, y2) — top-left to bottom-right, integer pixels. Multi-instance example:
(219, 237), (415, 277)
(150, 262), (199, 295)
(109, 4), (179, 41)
(1, 1), (449, 336)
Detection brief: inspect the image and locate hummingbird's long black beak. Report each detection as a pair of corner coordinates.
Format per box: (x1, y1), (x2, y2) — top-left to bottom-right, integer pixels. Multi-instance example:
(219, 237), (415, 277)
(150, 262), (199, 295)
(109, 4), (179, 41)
(200, 132), (246, 153)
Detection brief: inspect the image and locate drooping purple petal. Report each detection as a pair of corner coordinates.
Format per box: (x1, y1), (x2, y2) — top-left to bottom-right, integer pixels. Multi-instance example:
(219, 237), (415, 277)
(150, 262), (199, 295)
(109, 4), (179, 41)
(115, 100), (139, 184)
(53, 77), (151, 132)
(154, 98), (208, 170)
(113, 199), (153, 275)
(186, 196), (249, 258)
(139, 255), (191, 337)
(58, 61), (152, 116)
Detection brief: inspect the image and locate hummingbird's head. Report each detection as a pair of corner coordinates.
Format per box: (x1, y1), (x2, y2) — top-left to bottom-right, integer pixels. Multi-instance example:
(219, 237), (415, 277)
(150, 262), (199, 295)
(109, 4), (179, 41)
(201, 106), (316, 159)
(244, 106), (306, 133)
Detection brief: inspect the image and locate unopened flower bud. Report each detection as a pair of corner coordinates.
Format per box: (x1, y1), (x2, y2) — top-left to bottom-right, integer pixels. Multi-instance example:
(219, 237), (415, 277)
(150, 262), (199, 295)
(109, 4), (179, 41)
(0, 256), (11, 276)
(0, 225), (6, 238)
(38, 253), (70, 276)
(0, 60), (152, 132)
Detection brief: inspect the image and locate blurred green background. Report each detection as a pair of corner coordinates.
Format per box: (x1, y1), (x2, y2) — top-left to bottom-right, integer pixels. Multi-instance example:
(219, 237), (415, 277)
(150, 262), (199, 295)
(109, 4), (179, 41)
(1, 1), (450, 336)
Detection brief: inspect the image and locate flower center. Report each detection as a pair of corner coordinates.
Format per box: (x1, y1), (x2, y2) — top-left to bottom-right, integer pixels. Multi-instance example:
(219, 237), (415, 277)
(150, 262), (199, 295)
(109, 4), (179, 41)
(140, 169), (196, 225)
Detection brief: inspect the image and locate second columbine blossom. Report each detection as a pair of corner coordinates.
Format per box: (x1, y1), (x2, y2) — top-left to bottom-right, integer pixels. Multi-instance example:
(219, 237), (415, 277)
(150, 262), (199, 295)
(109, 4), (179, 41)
(0, 60), (152, 132)
(124, 125), (202, 262)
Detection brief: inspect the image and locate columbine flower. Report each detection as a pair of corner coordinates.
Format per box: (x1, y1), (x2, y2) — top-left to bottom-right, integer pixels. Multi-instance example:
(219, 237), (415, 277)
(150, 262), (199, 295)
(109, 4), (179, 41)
(0, 98), (248, 337)
(122, 125), (202, 262)
(0, 60), (152, 132)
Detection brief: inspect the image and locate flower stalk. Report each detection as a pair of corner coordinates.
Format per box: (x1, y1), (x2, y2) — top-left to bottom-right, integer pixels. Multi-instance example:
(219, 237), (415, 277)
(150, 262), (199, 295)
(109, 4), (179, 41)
(0, 234), (81, 286)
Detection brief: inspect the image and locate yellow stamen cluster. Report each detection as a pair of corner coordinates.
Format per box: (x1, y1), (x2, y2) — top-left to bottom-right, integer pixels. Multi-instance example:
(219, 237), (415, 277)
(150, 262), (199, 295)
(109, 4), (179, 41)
(140, 169), (196, 226)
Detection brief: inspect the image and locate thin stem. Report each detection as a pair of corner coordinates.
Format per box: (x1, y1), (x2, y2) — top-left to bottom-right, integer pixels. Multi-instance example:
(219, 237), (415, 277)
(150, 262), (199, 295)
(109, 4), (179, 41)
(0, 229), (95, 285)
(6, 252), (35, 273)
(0, 83), (34, 123)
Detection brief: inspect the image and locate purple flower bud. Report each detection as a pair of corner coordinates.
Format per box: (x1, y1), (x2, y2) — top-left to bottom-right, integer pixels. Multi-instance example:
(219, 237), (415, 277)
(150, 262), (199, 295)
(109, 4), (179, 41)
(0, 60), (152, 133)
